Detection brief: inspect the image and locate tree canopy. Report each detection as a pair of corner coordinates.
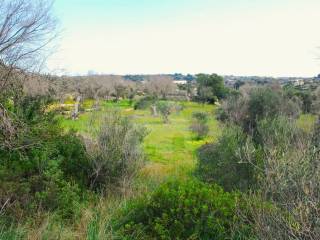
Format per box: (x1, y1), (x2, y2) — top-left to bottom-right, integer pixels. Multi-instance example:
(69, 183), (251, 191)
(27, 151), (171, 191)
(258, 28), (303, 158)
(196, 73), (228, 103)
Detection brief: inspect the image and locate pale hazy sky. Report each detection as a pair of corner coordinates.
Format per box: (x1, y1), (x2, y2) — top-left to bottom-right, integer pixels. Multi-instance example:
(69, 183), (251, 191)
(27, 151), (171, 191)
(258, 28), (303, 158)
(47, 0), (320, 77)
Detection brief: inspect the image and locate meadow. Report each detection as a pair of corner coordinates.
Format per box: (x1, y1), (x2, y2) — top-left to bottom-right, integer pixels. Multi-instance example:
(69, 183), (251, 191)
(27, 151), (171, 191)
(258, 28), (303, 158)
(61, 100), (220, 182)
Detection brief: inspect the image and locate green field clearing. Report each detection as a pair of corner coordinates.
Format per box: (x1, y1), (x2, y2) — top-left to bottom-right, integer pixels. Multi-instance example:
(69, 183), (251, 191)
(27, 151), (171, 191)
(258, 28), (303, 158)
(60, 101), (220, 181)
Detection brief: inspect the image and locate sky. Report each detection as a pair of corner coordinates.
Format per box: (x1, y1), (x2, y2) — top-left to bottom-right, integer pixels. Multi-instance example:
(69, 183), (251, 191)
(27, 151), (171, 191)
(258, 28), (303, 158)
(47, 0), (320, 77)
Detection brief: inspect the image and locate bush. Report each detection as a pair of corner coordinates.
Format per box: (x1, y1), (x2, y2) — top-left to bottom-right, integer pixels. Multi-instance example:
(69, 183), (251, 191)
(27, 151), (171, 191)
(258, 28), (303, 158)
(218, 87), (301, 135)
(190, 122), (209, 140)
(237, 193), (304, 240)
(248, 88), (300, 129)
(192, 111), (209, 122)
(190, 112), (209, 140)
(205, 113), (320, 239)
(133, 96), (156, 110)
(156, 101), (174, 123)
(86, 110), (147, 192)
(114, 179), (253, 240)
(196, 73), (229, 103)
(196, 126), (257, 192)
(0, 96), (90, 220)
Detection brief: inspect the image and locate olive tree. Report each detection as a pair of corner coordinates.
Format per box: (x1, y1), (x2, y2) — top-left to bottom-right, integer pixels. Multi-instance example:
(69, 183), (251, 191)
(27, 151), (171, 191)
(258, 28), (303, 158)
(156, 101), (174, 123)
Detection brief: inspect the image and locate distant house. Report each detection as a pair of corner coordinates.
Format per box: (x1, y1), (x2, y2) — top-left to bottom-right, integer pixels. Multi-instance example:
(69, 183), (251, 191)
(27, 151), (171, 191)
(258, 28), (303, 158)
(173, 80), (187, 85)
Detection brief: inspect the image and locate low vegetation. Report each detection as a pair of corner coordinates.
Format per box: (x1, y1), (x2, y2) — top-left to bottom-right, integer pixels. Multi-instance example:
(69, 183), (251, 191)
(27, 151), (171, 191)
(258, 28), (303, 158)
(190, 112), (210, 140)
(113, 179), (253, 240)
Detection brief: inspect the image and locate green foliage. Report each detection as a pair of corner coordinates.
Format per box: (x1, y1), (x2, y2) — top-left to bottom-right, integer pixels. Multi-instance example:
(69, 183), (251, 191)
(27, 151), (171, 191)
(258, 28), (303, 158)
(196, 126), (257, 192)
(134, 96), (156, 110)
(218, 87), (301, 135)
(114, 179), (253, 240)
(283, 84), (313, 113)
(190, 112), (210, 140)
(0, 96), (90, 220)
(202, 89), (320, 239)
(247, 87), (285, 129)
(86, 110), (147, 192)
(156, 101), (174, 123)
(56, 131), (90, 187)
(196, 74), (228, 103)
(86, 214), (100, 240)
(256, 116), (302, 152)
(0, 223), (25, 240)
(192, 112), (209, 123)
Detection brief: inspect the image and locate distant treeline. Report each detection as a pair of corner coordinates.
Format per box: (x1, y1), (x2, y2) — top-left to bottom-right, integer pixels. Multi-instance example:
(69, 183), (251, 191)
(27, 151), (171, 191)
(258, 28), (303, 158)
(123, 73), (195, 82)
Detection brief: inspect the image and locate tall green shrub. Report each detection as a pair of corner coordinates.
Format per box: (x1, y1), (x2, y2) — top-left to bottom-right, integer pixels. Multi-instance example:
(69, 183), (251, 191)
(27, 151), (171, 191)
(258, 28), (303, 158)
(196, 126), (257, 192)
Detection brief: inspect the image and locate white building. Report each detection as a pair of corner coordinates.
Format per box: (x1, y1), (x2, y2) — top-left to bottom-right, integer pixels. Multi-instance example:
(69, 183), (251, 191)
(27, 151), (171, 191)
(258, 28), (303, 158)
(173, 80), (187, 85)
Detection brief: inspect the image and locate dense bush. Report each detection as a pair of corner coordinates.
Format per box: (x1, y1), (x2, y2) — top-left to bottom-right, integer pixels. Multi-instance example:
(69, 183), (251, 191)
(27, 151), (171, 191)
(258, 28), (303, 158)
(247, 87), (299, 131)
(0, 96), (90, 220)
(217, 86), (301, 135)
(133, 96), (156, 110)
(202, 85), (320, 239)
(196, 126), (257, 192)
(251, 117), (320, 239)
(114, 179), (253, 240)
(196, 73), (229, 103)
(283, 84), (313, 113)
(85, 110), (147, 192)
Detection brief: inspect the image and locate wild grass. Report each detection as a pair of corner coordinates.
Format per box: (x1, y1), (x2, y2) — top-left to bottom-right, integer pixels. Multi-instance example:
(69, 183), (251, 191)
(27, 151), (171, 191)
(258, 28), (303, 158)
(296, 114), (317, 133)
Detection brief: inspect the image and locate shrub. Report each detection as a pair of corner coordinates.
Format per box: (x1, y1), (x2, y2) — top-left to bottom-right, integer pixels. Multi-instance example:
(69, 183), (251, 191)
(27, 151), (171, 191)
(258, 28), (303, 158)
(114, 179), (253, 240)
(133, 96), (156, 110)
(156, 101), (174, 123)
(190, 122), (209, 140)
(196, 73), (228, 103)
(56, 131), (91, 187)
(252, 117), (320, 239)
(218, 87), (301, 135)
(196, 126), (257, 192)
(207, 114), (320, 239)
(207, 86), (320, 239)
(190, 112), (209, 140)
(237, 193), (304, 240)
(0, 96), (89, 220)
(192, 111), (209, 122)
(86, 110), (147, 192)
(247, 87), (291, 131)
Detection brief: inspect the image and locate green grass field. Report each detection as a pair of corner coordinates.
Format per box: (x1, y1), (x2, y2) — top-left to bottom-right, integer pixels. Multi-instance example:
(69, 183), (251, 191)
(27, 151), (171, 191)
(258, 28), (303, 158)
(60, 100), (220, 182)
